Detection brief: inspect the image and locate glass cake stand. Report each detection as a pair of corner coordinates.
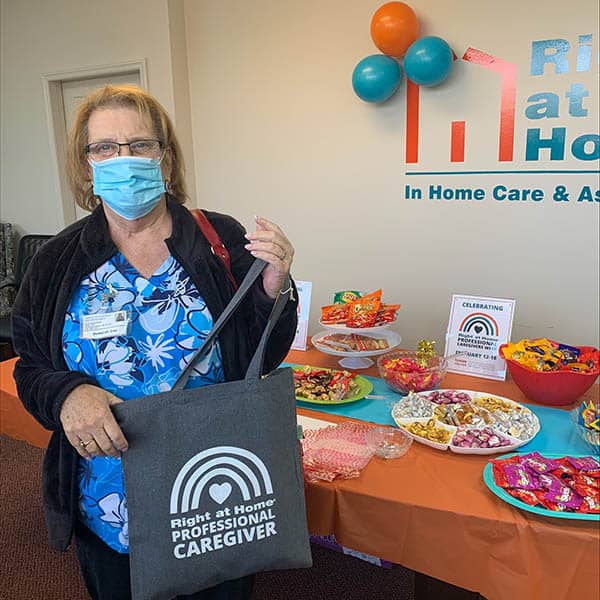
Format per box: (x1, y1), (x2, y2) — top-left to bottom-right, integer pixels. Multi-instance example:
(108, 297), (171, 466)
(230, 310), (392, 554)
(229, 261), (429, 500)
(311, 329), (402, 369)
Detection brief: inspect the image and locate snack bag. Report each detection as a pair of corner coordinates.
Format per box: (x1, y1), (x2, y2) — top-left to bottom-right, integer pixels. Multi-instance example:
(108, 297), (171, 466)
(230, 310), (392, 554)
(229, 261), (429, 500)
(321, 304), (348, 325)
(333, 290), (362, 304)
(375, 304), (400, 324)
(345, 290), (382, 328)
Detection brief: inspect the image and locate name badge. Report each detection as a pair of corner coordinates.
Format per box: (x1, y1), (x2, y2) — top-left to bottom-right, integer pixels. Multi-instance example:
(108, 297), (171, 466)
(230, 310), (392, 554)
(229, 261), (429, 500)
(81, 311), (129, 340)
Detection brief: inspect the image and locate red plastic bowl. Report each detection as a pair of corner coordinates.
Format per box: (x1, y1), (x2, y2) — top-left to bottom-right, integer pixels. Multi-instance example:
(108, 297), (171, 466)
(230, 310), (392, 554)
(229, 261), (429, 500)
(500, 343), (599, 406)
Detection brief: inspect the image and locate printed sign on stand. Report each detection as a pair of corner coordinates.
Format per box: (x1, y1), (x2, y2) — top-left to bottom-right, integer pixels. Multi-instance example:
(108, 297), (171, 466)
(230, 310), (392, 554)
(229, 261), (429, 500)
(291, 281), (312, 351)
(444, 294), (516, 381)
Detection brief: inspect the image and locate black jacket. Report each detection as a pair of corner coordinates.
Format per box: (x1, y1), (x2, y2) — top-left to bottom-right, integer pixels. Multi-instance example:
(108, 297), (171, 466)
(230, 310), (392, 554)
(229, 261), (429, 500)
(12, 199), (298, 550)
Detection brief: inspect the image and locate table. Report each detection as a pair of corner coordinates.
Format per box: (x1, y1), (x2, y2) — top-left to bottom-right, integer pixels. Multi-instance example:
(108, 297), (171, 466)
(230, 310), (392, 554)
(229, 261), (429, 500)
(2, 352), (599, 600)
(288, 347), (599, 600)
(0, 357), (50, 448)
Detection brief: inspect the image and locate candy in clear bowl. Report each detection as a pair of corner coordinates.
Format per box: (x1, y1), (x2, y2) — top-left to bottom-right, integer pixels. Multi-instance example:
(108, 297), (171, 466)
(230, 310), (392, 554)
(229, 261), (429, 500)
(377, 350), (448, 394)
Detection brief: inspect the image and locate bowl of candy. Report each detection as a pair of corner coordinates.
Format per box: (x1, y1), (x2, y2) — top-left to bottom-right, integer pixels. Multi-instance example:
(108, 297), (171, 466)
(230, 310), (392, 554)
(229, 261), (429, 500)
(377, 340), (448, 394)
(570, 398), (600, 451)
(364, 426), (413, 459)
(500, 339), (599, 407)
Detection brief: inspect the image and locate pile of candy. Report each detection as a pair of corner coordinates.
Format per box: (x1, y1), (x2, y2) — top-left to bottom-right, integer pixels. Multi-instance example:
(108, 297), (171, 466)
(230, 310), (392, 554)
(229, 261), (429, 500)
(473, 396), (515, 413)
(427, 390), (471, 405)
(402, 419), (452, 445)
(501, 338), (599, 373)
(434, 403), (493, 428)
(492, 452), (599, 514)
(481, 402), (539, 441)
(452, 426), (513, 449)
(321, 289), (400, 328)
(293, 367), (358, 402)
(379, 341), (445, 393)
(392, 391), (434, 419)
(392, 389), (540, 452)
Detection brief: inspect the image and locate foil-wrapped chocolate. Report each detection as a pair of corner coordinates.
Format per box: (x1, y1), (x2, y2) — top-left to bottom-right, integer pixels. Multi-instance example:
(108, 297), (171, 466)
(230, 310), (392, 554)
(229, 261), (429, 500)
(403, 419), (451, 444)
(434, 403), (492, 428)
(451, 426), (513, 449)
(392, 391), (435, 419)
(489, 407), (538, 441)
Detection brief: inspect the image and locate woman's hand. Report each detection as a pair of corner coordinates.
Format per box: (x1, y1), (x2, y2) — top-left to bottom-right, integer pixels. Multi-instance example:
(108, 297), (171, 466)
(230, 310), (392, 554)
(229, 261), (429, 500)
(60, 384), (128, 459)
(244, 216), (294, 299)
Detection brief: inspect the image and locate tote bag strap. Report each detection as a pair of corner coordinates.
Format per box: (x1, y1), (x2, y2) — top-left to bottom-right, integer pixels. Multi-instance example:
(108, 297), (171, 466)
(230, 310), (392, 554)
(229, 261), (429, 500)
(244, 287), (291, 381)
(172, 258), (266, 390)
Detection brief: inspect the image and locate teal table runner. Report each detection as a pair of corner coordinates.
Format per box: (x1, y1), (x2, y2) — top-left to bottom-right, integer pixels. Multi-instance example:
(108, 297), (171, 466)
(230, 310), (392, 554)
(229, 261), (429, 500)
(285, 364), (593, 456)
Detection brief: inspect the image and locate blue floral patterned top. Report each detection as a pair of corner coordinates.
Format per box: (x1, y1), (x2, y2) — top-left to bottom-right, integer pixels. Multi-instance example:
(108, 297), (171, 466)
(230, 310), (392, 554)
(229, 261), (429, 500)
(62, 253), (224, 553)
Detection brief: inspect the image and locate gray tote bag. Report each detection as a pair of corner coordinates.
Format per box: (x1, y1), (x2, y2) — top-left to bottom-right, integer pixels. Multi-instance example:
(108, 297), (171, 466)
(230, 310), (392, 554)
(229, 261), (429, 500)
(113, 260), (312, 600)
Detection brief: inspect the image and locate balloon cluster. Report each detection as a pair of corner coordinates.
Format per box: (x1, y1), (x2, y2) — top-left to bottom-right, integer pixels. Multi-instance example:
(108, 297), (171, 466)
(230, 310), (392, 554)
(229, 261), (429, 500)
(352, 2), (453, 103)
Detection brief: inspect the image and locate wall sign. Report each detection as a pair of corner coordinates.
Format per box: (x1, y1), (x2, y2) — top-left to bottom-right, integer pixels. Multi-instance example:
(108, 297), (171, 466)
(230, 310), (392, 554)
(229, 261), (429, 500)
(444, 294), (516, 380)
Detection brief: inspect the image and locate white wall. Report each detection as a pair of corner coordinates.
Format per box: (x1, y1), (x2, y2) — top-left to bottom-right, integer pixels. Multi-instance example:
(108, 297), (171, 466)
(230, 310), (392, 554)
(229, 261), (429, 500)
(183, 0), (599, 349)
(1, 0), (598, 351)
(0, 0), (182, 235)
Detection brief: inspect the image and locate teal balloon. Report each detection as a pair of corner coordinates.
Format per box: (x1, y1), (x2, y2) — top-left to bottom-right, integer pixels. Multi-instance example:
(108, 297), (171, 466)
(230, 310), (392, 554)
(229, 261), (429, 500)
(404, 36), (453, 87)
(352, 54), (402, 103)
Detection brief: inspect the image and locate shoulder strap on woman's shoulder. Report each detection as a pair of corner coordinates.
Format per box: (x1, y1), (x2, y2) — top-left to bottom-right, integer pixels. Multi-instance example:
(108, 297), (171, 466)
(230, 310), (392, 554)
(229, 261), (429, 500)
(190, 209), (238, 290)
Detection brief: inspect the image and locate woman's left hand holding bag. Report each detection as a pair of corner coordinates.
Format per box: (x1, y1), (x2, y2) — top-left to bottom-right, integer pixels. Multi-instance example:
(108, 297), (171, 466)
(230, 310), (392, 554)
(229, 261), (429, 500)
(60, 384), (129, 459)
(244, 216), (294, 299)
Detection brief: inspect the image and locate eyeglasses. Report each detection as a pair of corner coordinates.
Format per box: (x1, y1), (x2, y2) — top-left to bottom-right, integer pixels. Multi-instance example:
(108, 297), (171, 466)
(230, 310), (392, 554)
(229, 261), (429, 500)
(85, 139), (163, 160)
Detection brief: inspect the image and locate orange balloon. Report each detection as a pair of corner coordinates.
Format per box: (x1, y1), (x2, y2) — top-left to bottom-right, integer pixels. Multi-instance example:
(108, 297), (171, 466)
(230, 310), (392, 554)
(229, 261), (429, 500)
(370, 2), (419, 58)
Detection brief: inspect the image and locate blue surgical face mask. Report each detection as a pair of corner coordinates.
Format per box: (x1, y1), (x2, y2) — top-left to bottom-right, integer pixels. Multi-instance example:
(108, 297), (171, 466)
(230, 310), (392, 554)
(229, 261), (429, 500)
(90, 156), (166, 220)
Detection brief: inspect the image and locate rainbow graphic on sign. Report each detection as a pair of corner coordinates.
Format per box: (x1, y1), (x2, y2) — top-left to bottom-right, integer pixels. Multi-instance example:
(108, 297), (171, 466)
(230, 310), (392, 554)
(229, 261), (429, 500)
(170, 446), (273, 514)
(459, 312), (499, 337)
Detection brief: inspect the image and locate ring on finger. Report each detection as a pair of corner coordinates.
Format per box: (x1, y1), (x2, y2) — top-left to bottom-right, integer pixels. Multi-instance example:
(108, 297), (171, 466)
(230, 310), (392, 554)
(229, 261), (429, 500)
(78, 438), (93, 449)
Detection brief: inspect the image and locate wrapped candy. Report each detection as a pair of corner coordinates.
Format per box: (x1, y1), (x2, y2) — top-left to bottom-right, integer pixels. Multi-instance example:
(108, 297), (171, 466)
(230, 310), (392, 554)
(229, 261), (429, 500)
(451, 426), (512, 449)
(379, 352), (445, 393)
(402, 419), (452, 444)
(427, 390), (472, 405)
(501, 338), (599, 373)
(481, 404), (538, 441)
(519, 452), (560, 474)
(503, 464), (541, 490)
(492, 453), (600, 514)
(566, 456), (600, 474)
(392, 391), (435, 419)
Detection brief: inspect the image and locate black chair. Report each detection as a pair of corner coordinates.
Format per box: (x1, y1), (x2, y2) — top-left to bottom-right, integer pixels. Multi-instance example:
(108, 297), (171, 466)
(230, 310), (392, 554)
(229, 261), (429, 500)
(0, 234), (53, 359)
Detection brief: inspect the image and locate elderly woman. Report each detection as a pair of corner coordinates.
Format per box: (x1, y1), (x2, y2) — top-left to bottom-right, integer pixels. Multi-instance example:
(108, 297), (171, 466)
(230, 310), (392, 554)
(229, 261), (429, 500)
(12, 85), (297, 600)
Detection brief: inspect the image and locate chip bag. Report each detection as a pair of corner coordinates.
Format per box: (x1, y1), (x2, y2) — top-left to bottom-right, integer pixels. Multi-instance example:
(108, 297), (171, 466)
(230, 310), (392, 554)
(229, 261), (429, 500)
(345, 290), (382, 328)
(321, 304), (349, 325)
(375, 304), (400, 325)
(333, 290), (362, 304)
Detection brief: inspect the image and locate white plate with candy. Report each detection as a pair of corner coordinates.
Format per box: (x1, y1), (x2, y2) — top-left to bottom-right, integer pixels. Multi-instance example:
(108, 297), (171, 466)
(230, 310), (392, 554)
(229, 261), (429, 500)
(391, 389), (540, 454)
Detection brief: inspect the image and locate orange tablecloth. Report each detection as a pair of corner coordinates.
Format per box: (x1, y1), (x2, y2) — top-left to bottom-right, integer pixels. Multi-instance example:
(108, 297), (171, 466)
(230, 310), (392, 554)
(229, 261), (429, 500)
(288, 347), (599, 600)
(2, 351), (599, 600)
(0, 357), (51, 447)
